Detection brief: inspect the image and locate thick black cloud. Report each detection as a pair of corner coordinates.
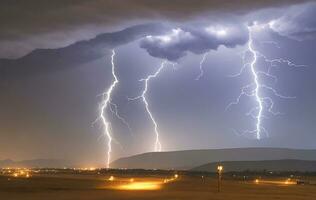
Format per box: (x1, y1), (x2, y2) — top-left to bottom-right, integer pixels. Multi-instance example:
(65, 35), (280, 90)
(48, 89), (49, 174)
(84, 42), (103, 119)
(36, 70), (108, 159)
(0, 23), (166, 82)
(140, 23), (249, 61)
(0, 0), (310, 58)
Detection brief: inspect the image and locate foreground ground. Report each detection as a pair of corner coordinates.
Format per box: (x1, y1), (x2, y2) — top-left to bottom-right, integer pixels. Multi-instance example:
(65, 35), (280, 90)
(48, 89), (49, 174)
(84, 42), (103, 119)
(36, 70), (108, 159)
(0, 172), (316, 200)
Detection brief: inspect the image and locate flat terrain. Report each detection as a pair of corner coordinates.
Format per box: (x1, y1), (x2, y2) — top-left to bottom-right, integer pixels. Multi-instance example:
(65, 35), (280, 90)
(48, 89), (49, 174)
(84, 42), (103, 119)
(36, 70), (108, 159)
(0, 173), (316, 200)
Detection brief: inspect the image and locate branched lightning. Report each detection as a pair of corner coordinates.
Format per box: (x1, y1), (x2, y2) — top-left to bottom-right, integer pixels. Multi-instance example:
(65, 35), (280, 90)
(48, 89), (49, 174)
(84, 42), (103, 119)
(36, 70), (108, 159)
(129, 61), (168, 152)
(226, 25), (304, 140)
(99, 49), (119, 168)
(248, 31), (263, 140)
(93, 22), (305, 165)
(108, 101), (133, 136)
(196, 52), (209, 80)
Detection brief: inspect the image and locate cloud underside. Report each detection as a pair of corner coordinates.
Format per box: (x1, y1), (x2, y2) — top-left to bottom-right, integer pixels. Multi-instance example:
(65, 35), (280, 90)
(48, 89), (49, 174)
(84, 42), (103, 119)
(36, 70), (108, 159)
(0, 0), (311, 58)
(139, 1), (316, 61)
(269, 2), (316, 41)
(140, 24), (249, 61)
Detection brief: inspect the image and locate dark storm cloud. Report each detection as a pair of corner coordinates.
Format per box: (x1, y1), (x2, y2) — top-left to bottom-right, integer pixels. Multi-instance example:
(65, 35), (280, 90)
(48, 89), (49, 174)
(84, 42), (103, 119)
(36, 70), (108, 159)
(269, 2), (316, 41)
(140, 23), (249, 61)
(0, 23), (166, 81)
(0, 0), (310, 58)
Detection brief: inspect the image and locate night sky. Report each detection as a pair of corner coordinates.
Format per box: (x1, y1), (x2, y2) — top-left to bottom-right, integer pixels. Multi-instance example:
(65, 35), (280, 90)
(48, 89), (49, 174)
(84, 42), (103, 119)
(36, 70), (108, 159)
(0, 0), (316, 167)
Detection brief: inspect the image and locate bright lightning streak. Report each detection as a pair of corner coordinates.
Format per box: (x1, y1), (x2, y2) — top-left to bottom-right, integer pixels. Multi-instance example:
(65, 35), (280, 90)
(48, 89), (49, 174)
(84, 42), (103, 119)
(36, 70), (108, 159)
(129, 61), (167, 152)
(100, 49), (119, 168)
(109, 101), (133, 136)
(196, 52), (209, 80)
(227, 24), (304, 140)
(247, 28), (263, 140)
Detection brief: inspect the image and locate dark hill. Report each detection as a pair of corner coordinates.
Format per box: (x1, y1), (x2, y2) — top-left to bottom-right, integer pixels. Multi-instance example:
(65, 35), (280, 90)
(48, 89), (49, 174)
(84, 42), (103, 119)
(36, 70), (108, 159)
(0, 159), (71, 168)
(111, 148), (316, 170)
(191, 159), (316, 172)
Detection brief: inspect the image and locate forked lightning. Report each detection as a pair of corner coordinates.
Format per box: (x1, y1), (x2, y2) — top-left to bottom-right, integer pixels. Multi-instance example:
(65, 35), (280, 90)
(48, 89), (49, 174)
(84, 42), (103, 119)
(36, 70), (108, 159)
(129, 61), (168, 152)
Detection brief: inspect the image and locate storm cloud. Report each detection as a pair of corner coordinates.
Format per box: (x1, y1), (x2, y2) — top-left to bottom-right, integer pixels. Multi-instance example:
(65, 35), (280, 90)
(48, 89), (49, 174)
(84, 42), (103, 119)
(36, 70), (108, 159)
(0, 0), (310, 58)
(269, 2), (316, 41)
(0, 23), (166, 79)
(140, 23), (249, 61)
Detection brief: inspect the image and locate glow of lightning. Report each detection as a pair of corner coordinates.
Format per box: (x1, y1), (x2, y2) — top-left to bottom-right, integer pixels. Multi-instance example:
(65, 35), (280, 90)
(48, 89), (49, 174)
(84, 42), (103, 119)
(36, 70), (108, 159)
(196, 52), (209, 80)
(109, 101), (133, 136)
(129, 61), (167, 152)
(100, 49), (119, 168)
(247, 28), (263, 140)
(226, 24), (303, 140)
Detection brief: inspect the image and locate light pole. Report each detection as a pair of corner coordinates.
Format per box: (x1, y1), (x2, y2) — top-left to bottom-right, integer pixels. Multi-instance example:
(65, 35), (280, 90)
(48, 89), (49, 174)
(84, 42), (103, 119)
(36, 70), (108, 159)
(217, 165), (223, 192)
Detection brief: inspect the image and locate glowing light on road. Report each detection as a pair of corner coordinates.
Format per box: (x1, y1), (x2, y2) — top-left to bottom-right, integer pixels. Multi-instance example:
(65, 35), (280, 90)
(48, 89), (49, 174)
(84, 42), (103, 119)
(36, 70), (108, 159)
(112, 175), (178, 190)
(117, 181), (162, 190)
(253, 179), (296, 185)
(108, 176), (115, 181)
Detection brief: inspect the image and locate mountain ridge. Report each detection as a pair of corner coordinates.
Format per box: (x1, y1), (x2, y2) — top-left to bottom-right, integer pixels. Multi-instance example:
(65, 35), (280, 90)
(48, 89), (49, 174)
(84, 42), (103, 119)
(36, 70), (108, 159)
(0, 159), (72, 168)
(111, 148), (316, 170)
(191, 159), (316, 172)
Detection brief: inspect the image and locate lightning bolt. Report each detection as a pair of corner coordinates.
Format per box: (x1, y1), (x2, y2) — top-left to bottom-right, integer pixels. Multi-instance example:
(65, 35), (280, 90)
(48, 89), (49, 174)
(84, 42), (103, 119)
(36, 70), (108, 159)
(247, 29), (263, 140)
(108, 102), (133, 136)
(129, 61), (168, 152)
(226, 25), (304, 140)
(99, 49), (119, 168)
(195, 52), (209, 80)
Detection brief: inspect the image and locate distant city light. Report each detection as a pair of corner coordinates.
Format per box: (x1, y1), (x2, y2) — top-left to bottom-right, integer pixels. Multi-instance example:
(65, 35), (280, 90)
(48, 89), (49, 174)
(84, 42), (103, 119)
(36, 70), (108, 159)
(108, 176), (115, 181)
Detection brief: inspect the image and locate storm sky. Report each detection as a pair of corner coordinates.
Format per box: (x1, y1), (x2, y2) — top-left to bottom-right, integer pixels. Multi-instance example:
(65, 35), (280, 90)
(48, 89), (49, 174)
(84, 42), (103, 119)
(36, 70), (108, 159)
(1, 0), (316, 167)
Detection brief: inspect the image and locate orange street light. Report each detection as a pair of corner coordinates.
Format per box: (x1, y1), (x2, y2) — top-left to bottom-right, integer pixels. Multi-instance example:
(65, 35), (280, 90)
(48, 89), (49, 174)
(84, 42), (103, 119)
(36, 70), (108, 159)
(217, 165), (223, 192)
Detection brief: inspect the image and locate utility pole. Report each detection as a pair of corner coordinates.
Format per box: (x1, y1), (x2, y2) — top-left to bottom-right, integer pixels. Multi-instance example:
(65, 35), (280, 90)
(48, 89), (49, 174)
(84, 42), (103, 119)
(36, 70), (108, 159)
(217, 165), (223, 192)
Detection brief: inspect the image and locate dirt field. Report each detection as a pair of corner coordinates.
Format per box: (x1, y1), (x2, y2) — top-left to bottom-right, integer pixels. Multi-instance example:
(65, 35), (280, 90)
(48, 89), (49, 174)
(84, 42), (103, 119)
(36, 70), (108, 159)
(0, 174), (315, 200)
